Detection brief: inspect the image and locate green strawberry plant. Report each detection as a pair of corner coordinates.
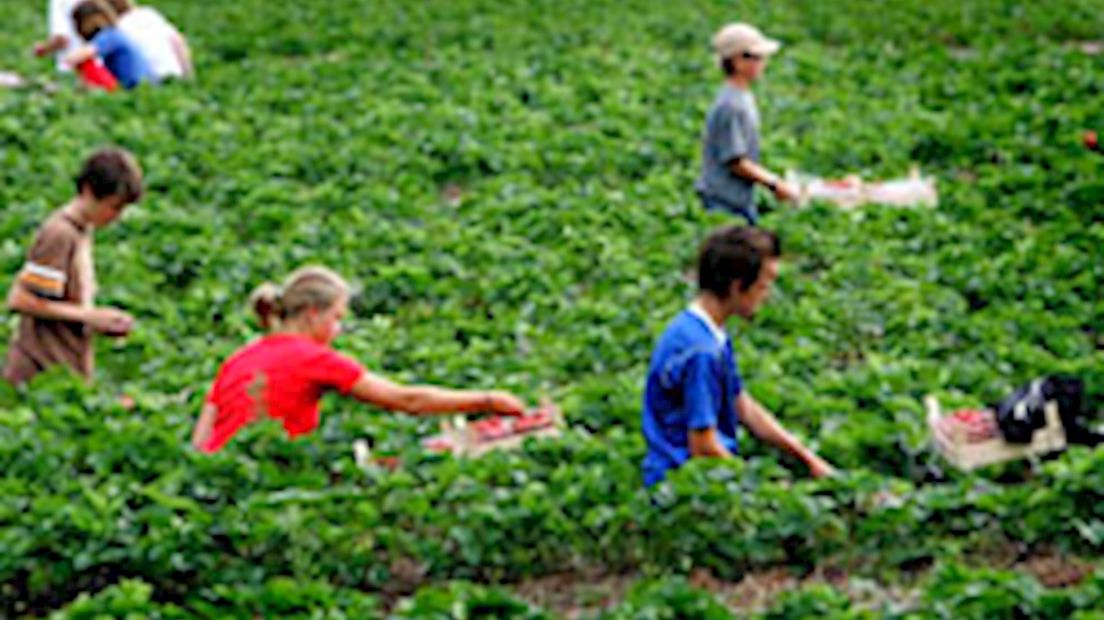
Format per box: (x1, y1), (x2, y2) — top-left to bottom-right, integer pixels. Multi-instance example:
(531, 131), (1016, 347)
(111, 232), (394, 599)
(1, 0), (1102, 616)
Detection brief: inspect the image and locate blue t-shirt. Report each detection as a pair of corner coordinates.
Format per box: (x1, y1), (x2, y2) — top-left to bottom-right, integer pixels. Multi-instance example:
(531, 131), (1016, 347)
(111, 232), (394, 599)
(91, 27), (152, 89)
(641, 308), (743, 487)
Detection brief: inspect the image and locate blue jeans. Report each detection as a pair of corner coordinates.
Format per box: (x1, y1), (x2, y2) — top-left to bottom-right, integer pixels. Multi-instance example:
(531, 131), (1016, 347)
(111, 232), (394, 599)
(698, 193), (759, 225)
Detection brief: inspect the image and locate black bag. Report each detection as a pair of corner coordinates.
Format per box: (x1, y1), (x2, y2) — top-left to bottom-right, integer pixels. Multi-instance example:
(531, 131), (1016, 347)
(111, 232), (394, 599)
(995, 378), (1051, 444)
(998, 370), (1099, 443)
(995, 376), (1104, 446)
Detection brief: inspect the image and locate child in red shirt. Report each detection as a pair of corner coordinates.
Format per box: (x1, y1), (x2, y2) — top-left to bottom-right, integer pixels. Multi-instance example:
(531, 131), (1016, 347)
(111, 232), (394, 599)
(191, 266), (530, 453)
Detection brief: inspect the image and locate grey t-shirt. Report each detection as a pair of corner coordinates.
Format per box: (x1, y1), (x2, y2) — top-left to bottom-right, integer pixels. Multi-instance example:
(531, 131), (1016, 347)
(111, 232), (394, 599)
(695, 85), (761, 213)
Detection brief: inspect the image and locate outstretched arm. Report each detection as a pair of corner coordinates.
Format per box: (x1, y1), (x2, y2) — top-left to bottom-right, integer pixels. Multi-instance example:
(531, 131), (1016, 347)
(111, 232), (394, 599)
(737, 392), (835, 477)
(34, 34), (69, 57)
(348, 371), (528, 417)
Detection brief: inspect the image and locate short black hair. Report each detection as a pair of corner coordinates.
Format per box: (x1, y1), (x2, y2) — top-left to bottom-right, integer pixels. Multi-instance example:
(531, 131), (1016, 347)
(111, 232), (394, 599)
(74, 147), (143, 203)
(697, 226), (781, 298)
(720, 56), (736, 76)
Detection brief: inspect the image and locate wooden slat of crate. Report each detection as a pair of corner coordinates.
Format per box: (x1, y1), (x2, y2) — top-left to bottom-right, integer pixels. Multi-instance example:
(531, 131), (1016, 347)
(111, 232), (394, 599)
(458, 425), (563, 457)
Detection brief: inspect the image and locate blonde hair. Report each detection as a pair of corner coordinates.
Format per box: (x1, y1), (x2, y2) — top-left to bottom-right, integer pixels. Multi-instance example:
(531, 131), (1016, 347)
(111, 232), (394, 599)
(250, 266), (349, 330)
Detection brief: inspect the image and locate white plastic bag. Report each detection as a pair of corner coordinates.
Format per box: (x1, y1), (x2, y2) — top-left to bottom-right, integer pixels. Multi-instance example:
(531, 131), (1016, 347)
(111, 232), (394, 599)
(0, 71), (26, 89)
(787, 168), (937, 209)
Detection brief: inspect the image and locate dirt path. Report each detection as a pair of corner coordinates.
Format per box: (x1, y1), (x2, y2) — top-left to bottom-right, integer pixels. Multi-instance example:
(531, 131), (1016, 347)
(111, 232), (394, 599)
(504, 550), (1096, 618)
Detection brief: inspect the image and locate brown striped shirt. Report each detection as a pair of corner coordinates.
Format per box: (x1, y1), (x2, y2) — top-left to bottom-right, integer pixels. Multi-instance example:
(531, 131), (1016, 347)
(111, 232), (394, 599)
(4, 207), (96, 385)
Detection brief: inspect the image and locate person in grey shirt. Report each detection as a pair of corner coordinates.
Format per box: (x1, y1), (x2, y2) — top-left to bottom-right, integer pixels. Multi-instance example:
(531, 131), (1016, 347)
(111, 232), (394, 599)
(696, 23), (799, 224)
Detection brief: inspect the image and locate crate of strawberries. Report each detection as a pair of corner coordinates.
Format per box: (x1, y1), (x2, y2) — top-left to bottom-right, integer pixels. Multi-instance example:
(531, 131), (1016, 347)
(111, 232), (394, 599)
(423, 403), (563, 457)
(925, 395), (1066, 470)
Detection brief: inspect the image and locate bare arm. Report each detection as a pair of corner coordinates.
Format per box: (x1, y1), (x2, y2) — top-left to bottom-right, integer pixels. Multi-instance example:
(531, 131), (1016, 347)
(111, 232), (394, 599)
(689, 426), (735, 459)
(7, 284), (132, 334)
(191, 402), (217, 450)
(170, 33), (194, 78)
(348, 372), (527, 417)
(8, 284), (89, 323)
(730, 158), (799, 201)
(64, 45), (98, 68)
(737, 392), (835, 477)
(33, 34), (69, 57)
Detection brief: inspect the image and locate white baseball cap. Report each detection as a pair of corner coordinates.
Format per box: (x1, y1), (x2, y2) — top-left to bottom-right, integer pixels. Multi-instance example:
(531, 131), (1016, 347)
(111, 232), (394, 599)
(713, 23), (781, 65)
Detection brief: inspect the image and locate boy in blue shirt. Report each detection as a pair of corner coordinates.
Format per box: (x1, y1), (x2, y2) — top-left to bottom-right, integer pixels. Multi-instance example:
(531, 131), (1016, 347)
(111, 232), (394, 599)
(641, 226), (834, 486)
(65, 0), (152, 89)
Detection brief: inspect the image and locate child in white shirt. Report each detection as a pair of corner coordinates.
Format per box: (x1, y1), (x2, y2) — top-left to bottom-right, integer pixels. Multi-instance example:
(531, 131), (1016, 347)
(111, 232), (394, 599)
(106, 0), (193, 80)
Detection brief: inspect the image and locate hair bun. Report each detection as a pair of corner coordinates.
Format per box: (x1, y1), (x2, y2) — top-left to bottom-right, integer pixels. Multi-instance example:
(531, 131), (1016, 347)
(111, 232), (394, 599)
(249, 282), (285, 330)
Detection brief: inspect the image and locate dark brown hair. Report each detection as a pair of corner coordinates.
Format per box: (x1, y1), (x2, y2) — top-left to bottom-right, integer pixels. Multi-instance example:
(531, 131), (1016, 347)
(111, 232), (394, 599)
(722, 51), (763, 76)
(697, 226), (781, 298)
(721, 56), (737, 76)
(72, 0), (118, 41)
(74, 147), (144, 203)
(105, 0), (133, 14)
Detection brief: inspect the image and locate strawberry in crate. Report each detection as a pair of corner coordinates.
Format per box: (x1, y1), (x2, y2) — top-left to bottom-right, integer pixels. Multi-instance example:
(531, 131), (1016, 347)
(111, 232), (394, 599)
(468, 415), (514, 441)
(935, 408), (1000, 444)
(514, 406), (557, 433)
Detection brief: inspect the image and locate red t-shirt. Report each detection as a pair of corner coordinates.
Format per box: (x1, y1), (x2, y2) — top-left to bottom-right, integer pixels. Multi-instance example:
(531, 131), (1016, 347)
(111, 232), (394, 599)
(201, 334), (366, 453)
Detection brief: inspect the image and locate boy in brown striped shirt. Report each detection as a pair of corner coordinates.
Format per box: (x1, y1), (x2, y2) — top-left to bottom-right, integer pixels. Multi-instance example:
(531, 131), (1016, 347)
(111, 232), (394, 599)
(4, 147), (143, 385)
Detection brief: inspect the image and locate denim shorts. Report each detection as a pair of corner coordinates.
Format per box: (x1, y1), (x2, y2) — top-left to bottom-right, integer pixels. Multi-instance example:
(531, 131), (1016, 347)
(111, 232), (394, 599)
(698, 193), (759, 225)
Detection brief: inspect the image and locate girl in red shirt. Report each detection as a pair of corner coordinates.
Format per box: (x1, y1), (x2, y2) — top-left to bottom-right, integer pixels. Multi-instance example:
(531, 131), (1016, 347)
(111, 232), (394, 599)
(191, 266), (530, 453)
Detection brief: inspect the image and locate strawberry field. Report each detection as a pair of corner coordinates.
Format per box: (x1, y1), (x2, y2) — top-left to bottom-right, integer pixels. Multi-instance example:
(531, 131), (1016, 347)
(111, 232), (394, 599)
(2, 0), (1104, 617)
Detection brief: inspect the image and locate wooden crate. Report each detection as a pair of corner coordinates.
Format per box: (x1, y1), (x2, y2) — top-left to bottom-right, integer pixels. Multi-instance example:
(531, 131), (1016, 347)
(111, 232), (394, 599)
(925, 395), (1066, 470)
(440, 411), (564, 457)
(356, 408), (564, 468)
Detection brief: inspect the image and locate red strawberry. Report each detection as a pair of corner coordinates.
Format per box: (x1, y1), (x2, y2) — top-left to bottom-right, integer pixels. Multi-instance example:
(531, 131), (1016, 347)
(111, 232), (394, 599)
(471, 416), (511, 441)
(373, 456), (401, 470)
(423, 436), (454, 453)
(1085, 131), (1099, 151)
(515, 411), (554, 433)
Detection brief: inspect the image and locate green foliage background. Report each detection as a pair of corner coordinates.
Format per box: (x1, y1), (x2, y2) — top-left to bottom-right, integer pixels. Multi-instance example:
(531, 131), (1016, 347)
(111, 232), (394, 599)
(1, 0), (1102, 617)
